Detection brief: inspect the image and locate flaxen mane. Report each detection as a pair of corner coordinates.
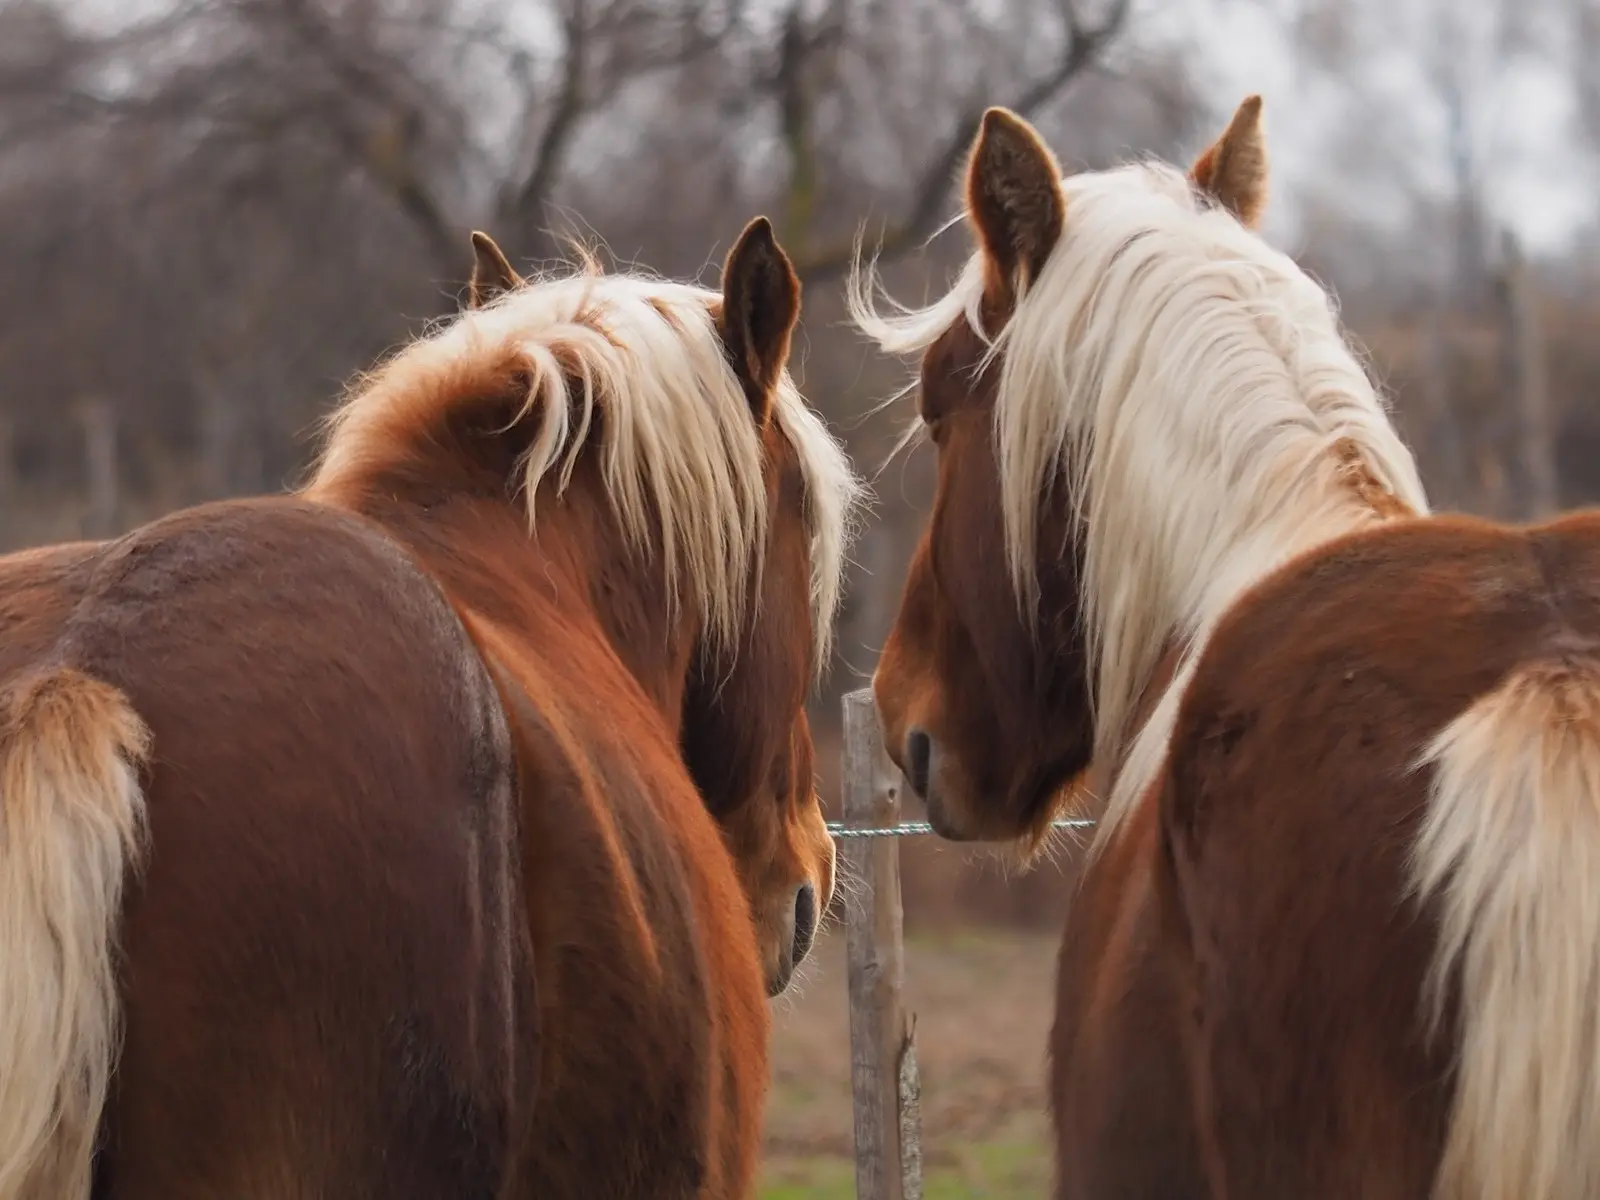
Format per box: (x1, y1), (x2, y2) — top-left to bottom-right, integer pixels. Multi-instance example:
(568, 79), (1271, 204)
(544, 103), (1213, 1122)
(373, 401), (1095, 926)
(313, 264), (862, 669)
(851, 159), (1427, 850)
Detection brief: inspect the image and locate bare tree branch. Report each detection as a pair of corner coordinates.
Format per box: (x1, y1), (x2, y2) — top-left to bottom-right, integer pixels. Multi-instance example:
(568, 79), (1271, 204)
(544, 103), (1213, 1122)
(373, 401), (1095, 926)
(494, 0), (747, 261)
(256, 0), (463, 269)
(790, 0), (1131, 284)
(357, 109), (461, 269)
(498, 0), (589, 256)
(772, 0), (847, 259)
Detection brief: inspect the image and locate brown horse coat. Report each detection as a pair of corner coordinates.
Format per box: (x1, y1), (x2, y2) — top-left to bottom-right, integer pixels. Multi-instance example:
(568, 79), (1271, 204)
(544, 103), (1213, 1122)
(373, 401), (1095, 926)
(1, 501), (531, 1199)
(1054, 514), (1600, 1197)
(0, 218), (856, 1199)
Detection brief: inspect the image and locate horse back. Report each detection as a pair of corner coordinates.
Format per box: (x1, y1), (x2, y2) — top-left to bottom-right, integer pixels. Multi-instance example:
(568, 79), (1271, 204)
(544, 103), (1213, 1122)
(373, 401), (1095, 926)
(1157, 512), (1600, 1197)
(0, 499), (536, 1198)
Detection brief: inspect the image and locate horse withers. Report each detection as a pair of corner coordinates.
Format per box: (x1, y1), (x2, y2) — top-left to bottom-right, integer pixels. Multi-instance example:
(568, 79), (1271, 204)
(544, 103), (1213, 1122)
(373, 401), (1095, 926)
(0, 216), (860, 1198)
(852, 97), (1600, 1198)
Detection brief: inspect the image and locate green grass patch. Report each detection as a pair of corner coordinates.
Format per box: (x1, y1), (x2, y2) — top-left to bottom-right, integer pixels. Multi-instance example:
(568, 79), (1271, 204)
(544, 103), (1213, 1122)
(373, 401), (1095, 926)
(760, 1135), (1049, 1198)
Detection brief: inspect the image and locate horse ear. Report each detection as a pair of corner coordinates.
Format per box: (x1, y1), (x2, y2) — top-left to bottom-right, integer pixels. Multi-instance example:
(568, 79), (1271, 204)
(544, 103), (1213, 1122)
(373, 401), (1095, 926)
(468, 231), (523, 308)
(720, 215), (800, 424)
(1190, 95), (1269, 228)
(967, 107), (1066, 297)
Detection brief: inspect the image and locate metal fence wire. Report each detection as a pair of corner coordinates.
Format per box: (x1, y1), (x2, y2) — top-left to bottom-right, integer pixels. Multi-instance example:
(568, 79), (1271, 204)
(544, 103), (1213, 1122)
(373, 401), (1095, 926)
(824, 818), (1096, 839)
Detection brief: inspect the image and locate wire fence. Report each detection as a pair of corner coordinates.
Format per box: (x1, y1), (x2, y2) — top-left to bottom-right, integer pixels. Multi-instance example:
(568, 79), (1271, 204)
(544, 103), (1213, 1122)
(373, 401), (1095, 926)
(824, 817), (1096, 839)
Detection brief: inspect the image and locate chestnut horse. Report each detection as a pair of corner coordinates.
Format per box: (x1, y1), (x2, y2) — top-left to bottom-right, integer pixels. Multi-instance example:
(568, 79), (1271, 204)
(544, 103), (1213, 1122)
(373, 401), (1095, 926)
(853, 97), (1600, 1198)
(0, 216), (859, 1198)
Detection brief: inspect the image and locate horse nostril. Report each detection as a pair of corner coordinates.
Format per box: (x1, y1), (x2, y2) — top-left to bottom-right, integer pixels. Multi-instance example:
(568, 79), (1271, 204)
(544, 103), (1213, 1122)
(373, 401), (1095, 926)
(792, 883), (817, 966)
(905, 729), (932, 799)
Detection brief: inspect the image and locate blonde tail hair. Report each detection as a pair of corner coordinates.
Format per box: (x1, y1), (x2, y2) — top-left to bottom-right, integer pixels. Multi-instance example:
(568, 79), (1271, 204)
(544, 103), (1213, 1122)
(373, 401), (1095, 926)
(1412, 659), (1600, 1200)
(0, 669), (150, 1199)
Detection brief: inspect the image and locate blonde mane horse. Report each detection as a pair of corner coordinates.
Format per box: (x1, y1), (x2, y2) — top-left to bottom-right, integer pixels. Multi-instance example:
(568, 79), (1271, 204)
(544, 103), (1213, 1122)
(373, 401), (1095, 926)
(854, 96), (1600, 1199)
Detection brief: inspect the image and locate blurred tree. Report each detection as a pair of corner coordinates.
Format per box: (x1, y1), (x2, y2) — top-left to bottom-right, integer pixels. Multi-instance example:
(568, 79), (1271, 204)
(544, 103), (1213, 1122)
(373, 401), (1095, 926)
(0, 0), (1178, 503)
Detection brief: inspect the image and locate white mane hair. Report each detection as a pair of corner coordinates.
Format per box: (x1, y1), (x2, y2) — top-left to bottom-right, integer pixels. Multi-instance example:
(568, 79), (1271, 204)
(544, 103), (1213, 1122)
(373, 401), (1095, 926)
(851, 158), (1428, 849)
(313, 265), (864, 674)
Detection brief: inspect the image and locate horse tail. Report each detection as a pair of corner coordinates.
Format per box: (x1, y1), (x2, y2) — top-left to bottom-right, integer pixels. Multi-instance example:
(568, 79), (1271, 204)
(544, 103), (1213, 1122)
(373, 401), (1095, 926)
(1412, 658), (1600, 1200)
(0, 668), (150, 1200)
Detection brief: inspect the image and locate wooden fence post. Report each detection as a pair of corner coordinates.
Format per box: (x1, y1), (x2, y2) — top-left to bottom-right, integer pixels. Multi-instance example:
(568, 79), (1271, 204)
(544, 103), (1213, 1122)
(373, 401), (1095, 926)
(841, 688), (922, 1200)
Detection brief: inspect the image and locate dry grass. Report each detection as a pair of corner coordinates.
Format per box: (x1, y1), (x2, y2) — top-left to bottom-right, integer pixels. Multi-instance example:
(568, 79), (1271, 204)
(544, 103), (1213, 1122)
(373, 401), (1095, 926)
(762, 927), (1060, 1197)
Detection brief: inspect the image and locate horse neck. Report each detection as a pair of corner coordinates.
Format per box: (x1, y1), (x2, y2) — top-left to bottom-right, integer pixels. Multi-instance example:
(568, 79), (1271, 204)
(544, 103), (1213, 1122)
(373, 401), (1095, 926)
(1193, 448), (1415, 647)
(322, 474), (702, 728)
(1087, 439), (1418, 854)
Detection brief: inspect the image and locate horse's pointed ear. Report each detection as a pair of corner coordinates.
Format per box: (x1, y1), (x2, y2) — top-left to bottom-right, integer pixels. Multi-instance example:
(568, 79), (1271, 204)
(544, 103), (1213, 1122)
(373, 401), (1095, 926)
(468, 231), (523, 308)
(720, 215), (800, 424)
(967, 107), (1066, 297)
(1190, 95), (1269, 228)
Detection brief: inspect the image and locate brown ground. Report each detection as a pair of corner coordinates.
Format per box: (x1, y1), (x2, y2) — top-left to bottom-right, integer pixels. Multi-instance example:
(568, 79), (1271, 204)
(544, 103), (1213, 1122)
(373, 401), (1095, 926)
(762, 926), (1061, 1196)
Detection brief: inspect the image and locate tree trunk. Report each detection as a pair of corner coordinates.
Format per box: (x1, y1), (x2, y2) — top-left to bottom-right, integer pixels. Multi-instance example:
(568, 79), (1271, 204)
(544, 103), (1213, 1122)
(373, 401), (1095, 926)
(1494, 230), (1556, 518)
(79, 398), (119, 539)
